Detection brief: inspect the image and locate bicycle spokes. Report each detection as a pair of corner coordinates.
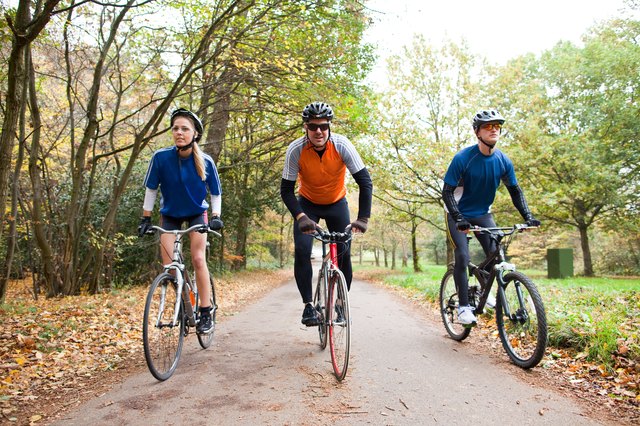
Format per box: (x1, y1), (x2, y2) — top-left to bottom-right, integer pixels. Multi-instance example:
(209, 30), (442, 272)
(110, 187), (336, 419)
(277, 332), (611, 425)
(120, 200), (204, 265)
(328, 270), (350, 381)
(439, 270), (472, 341)
(143, 273), (184, 381)
(496, 272), (547, 369)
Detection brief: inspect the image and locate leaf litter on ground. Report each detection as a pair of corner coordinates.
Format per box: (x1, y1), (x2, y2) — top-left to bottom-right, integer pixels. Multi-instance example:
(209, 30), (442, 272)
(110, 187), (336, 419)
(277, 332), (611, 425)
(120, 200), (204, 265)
(0, 269), (290, 425)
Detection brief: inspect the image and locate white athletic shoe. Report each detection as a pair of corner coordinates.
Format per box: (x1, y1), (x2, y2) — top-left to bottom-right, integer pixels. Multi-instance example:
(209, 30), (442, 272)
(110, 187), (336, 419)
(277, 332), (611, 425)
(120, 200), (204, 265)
(458, 305), (477, 325)
(485, 293), (496, 309)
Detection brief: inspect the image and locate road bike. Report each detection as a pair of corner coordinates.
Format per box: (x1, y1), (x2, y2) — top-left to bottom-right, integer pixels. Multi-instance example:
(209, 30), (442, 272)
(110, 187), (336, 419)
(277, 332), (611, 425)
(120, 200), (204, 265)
(311, 226), (353, 381)
(141, 224), (220, 381)
(439, 224), (548, 369)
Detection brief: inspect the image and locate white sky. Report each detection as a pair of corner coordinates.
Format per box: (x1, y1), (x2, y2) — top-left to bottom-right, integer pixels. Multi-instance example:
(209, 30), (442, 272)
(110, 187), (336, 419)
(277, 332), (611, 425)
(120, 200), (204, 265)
(364, 0), (633, 87)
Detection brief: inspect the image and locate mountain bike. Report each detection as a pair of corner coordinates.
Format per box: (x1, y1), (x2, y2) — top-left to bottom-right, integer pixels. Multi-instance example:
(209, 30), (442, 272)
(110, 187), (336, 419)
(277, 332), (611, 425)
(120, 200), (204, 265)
(141, 223), (220, 381)
(311, 225), (353, 381)
(439, 224), (548, 369)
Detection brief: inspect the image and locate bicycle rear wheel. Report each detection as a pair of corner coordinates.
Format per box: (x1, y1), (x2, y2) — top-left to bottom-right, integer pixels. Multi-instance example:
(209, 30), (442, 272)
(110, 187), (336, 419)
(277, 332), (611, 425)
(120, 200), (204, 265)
(328, 269), (350, 381)
(143, 273), (184, 381)
(439, 269), (471, 341)
(313, 264), (328, 349)
(496, 271), (548, 369)
(197, 273), (218, 349)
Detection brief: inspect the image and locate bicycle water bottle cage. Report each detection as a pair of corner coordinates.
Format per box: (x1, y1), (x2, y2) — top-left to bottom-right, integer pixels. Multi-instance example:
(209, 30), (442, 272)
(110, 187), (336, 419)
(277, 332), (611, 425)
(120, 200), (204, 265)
(494, 261), (516, 271)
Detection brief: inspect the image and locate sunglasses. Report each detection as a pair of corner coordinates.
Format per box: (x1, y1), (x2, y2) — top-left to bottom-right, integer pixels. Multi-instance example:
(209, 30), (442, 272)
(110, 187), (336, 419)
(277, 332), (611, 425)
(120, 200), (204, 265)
(480, 123), (502, 131)
(306, 123), (330, 132)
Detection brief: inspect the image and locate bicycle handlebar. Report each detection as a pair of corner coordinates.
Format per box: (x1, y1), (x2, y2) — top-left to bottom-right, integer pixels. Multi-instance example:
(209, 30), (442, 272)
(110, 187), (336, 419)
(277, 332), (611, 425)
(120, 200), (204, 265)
(469, 223), (539, 235)
(312, 225), (353, 243)
(145, 224), (222, 237)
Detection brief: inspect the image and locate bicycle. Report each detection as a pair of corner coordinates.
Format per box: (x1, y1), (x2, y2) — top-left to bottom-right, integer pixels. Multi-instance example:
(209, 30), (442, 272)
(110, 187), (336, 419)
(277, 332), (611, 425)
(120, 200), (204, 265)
(141, 223), (220, 381)
(439, 224), (548, 369)
(311, 225), (353, 381)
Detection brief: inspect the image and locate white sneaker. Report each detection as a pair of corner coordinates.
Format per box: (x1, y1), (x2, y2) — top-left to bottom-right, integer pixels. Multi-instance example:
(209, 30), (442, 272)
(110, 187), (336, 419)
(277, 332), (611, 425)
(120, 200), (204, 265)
(485, 293), (496, 309)
(476, 289), (496, 309)
(457, 306), (477, 325)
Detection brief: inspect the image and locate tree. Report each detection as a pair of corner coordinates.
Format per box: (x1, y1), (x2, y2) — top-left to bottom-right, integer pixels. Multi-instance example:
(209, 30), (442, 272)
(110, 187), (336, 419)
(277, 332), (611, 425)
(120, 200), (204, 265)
(370, 35), (484, 270)
(0, 0), (375, 299)
(0, 0), (63, 302)
(489, 18), (640, 276)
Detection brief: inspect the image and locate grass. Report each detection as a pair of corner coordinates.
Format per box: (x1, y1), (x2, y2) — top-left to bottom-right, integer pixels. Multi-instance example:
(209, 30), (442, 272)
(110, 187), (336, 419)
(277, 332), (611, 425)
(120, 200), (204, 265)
(358, 263), (640, 369)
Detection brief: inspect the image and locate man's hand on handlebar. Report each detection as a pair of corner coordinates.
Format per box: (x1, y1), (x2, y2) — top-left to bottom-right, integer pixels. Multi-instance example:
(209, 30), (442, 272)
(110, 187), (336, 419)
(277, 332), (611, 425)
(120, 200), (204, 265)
(297, 214), (317, 234)
(350, 217), (368, 234)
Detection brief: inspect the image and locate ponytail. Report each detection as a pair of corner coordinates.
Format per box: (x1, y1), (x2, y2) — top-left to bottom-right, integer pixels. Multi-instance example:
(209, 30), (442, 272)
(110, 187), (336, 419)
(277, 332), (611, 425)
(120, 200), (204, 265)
(192, 142), (206, 181)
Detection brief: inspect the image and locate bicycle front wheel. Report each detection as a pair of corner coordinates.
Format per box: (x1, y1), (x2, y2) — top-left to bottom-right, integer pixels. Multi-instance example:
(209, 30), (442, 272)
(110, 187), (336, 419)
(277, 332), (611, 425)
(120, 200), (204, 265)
(496, 271), (548, 369)
(439, 269), (471, 341)
(328, 269), (350, 381)
(197, 273), (218, 349)
(313, 264), (328, 349)
(143, 273), (184, 381)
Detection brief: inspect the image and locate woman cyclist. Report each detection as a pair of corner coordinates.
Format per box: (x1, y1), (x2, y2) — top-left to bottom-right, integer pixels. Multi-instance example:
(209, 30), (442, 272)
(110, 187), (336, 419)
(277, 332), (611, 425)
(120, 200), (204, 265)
(138, 108), (223, 334)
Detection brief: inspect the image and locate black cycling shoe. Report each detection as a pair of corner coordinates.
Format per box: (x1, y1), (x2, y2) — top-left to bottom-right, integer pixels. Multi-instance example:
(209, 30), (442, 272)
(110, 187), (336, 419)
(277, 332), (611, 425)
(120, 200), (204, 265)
(196, 312), (214, 334)
(301, 303), (321, 327)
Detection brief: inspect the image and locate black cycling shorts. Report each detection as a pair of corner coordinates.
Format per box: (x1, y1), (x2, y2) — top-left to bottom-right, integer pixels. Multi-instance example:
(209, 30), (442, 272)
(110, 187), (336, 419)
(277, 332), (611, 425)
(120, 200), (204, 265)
(160, 212), (207, 231)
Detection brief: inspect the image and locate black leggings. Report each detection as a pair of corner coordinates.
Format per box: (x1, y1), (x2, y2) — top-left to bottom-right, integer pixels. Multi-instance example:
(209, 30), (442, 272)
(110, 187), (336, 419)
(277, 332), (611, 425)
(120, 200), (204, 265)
(294, 197), (352, 303)
(445, 213), (497, 307)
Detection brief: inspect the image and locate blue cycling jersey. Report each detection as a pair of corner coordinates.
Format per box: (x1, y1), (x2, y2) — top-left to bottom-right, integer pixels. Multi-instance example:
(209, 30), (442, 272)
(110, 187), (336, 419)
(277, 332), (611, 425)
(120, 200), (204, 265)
(143, 146), (221, 218)
(443, 144), (517, 219)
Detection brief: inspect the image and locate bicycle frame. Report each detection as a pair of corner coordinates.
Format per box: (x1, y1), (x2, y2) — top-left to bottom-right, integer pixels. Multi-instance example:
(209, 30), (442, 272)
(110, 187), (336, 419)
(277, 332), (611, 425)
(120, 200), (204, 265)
(467, 225), (529, 315)
(439, 223), (547, 368)
(151, 224), (220, 328)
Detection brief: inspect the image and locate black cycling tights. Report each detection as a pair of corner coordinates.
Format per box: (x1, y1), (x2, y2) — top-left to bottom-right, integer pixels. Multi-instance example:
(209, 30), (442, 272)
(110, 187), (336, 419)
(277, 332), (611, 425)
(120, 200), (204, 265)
(446, 213), (497, 307)
(294, 197), (352, 303)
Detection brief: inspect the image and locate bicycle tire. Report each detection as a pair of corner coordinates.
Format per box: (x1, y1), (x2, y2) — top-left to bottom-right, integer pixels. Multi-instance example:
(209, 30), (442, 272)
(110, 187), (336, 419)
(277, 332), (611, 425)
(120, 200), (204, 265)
(197, 273), (218, 349)
(439, 269), (472, 341)
(143, 273), (184, 381)
(328, 269), (350, 381)
(496, 271), (548, 369)
(313, 263), (328, 350)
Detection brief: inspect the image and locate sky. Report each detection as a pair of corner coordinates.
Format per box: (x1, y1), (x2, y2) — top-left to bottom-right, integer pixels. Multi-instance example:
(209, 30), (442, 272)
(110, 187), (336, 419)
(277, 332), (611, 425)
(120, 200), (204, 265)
(363, 0), (633, 87)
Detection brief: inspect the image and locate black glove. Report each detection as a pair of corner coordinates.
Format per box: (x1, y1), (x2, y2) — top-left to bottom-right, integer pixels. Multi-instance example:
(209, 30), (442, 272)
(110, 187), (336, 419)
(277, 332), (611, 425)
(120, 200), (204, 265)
(525, 215), (541, 227)
(208, 215), (223, 230)
(297, 215), (317, 233)
(456, 218), (471, 232)
(138, 216), (152, 237)
(351, 217), (368, 233)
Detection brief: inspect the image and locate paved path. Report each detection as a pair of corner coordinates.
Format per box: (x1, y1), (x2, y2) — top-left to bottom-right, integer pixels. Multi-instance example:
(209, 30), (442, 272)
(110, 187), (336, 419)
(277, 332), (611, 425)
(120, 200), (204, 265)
(51, 278), (602, 425)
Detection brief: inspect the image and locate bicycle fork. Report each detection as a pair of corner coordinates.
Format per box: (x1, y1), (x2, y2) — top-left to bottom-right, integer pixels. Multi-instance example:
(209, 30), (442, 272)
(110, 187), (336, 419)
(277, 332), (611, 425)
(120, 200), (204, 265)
(161, 264), (196, 328)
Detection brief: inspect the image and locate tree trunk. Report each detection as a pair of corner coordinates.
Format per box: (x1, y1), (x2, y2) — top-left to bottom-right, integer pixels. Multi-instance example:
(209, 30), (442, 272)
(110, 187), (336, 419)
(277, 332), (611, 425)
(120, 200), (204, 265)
(0, 55), (28, 303)
(27, 47), (61, 297)
(411, 221), (421, 272)
(578, 224), (594, 276)
(402, 242), (408, 268)
(391, 242), (397, 270)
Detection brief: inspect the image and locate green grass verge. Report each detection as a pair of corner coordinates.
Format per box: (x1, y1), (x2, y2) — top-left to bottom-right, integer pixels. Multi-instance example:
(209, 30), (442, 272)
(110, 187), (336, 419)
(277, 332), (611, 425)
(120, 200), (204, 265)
(358, 263), (640, 369)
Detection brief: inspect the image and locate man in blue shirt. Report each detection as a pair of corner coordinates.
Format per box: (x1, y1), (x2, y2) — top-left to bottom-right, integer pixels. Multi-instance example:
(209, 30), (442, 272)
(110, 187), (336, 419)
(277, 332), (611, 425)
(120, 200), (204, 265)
(442, 110), (540, 325)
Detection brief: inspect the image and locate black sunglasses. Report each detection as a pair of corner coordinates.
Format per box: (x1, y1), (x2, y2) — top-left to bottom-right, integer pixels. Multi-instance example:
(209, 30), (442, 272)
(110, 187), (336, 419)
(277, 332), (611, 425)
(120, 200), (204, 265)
(306, 123), (330, 131)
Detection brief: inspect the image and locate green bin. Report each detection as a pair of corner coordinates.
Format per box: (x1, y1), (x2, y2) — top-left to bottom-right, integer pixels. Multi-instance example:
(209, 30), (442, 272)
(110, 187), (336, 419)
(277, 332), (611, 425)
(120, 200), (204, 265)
(547, 248), (573, 278)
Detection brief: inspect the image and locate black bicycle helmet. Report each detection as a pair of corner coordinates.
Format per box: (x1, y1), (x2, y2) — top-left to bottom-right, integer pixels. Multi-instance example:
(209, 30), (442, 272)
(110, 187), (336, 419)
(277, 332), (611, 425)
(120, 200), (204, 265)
(472, 109), (505, 130)
(170, 108), (204, 141)
(302, 102), (334, 122)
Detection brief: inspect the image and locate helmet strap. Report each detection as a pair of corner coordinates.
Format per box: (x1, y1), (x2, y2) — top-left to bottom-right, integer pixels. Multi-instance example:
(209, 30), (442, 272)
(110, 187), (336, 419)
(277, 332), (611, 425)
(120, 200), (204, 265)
(177, 134), (196, 152)
(478, 136), (496, 150)
(177, 141), (194, 151)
